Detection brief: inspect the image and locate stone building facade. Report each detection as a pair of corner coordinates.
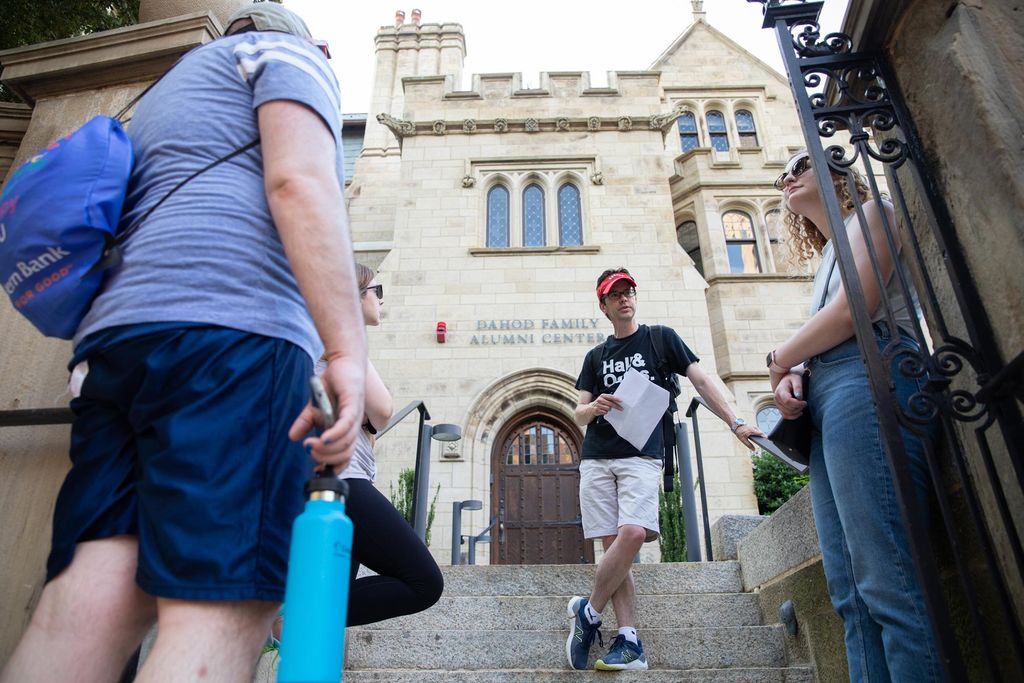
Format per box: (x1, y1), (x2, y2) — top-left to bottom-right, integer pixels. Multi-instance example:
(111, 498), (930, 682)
(347, 9), (811, 565)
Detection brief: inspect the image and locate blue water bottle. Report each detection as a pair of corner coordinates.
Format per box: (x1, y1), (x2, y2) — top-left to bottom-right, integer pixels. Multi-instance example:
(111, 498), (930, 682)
(278, 377), (353, 682)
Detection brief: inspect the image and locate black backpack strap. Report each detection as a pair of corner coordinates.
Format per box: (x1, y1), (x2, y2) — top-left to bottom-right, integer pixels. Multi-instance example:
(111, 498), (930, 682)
(588, 340), (606, 396)
(87, 138), (261, 276)
(648, 325), (679, 487)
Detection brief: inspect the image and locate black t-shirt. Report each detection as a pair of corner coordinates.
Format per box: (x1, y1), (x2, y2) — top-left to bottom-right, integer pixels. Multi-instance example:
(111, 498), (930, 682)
(575, 324), (699, 459)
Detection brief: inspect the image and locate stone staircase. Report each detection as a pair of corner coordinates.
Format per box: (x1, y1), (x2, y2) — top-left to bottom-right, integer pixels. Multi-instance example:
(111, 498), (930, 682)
(320, 561), (812, 682)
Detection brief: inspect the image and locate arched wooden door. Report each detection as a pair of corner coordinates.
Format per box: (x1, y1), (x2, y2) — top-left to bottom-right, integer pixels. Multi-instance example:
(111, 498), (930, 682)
(491, 409), (594, 565)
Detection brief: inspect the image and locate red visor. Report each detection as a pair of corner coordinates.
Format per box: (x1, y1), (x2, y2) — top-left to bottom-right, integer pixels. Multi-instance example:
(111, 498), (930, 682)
(596, 272), (638, 299)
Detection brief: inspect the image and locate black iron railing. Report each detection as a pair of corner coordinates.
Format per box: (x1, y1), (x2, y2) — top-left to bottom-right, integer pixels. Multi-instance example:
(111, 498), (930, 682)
(377, 400), (460, 542)
(0, 407), (73, 427)
(747, 1), (1024, 678)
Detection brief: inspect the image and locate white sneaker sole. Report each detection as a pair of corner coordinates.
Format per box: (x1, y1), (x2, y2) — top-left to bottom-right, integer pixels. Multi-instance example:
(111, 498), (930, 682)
(596, 657), (649, 671)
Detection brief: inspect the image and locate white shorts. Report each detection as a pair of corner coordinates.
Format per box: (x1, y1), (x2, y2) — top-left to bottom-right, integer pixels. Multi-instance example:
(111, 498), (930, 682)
(579, 457), (662, 541)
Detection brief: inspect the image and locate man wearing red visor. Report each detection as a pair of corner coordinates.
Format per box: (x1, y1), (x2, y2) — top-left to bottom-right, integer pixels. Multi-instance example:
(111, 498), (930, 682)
(566, 267), (762, 671)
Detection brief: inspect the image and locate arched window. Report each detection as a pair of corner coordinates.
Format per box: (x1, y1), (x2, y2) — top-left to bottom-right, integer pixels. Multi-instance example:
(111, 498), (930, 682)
(735, 109), (758, 148)
(677, 112), (699, 153)
(503, 419), (578, 466)
(486, 185), (510, 247)
(522, 183), (546, 247)
(765, 208), (786, 271)
(676, 220), (704, 277)
(557, 182), (582, 246)
(706, 110), (729, 152)
(756, 404), (781, 433)
(722, 210), (761, 273)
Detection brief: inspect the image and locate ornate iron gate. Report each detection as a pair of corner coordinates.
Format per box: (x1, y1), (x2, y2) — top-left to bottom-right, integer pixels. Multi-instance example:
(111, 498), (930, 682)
(750, 1), (1024, 679)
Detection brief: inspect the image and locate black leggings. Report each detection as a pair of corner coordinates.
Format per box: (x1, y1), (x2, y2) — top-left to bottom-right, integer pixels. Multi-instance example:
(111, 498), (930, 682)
(344, 478), (444, 626)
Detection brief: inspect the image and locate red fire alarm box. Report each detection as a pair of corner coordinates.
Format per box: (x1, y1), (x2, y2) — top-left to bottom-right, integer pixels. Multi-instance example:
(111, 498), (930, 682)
(436, 321), (447, 343)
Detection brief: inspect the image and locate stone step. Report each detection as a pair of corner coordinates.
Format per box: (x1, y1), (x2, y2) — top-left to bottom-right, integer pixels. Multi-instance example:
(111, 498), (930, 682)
(344, 626), (789, 671)
(439, 562), (742, 596)
(355, 593), (763, 630)
(338, 668), (815, 683)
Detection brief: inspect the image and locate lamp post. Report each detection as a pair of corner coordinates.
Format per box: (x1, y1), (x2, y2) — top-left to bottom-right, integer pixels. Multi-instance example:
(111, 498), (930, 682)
(450, 499), (483, 565)
(412, 419), (462, 541)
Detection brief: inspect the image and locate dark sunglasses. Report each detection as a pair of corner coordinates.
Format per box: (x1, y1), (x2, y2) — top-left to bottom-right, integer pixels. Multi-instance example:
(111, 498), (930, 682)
(310, 39), (331, 60)
(774, 155), (811, 191)
(361, 284), (383, 300)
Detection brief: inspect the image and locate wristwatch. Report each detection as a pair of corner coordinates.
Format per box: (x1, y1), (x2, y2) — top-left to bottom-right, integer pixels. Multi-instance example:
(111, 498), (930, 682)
(730, 417), (746, 433)
(766, 350), (789, 374)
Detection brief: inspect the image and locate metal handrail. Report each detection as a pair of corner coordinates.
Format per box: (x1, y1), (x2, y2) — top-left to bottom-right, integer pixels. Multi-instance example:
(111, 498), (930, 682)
(0, 407), (74, 428)
(374, 400), (435, 541)
(466, 516), (498, 565)
(376, 400), (429, 439)
(682, 396), (716, 561)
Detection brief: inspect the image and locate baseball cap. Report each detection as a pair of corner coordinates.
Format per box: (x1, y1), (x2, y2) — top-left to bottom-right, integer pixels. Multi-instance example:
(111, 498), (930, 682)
(225, 3), (312, 40)
(596, 272), (638, 299)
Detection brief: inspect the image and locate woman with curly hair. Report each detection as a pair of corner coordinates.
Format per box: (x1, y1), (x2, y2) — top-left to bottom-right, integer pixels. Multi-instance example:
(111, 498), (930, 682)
(766, 152), (940, 681)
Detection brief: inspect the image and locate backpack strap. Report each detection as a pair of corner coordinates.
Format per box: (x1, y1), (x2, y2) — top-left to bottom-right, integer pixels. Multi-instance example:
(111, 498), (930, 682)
(87, 138), (262, 275)
(588, 340), (606, 395)
(649, 325), (680, 489)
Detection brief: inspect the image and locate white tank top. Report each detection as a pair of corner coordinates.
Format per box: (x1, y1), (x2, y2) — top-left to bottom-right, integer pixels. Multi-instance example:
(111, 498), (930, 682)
(810, 213), (918, 336)
(314, 358), (377, 482)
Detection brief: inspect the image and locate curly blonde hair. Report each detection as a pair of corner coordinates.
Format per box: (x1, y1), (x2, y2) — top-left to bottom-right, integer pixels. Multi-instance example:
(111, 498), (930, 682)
(783, 155), (872, 265)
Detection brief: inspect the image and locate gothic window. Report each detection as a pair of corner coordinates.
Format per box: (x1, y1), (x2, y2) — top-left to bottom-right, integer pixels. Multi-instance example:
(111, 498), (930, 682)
(723, 210), (762, 273)
(557, 182), (583, 246)
(677, 112), (699, 153)
(735, 110), (758, 148)
(503, 420), (576, 465)
(756, 404), (781, 433)
(765, 208), (787, 270)
(706, 110), (729, 152)
(522, 183), (546, 247)
(676, 220), (704, 277)
(486, 185), (510, 248)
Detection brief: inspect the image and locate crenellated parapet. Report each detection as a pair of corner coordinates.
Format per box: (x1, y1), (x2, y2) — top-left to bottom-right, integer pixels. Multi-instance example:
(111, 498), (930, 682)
(404, 70), (663, 103)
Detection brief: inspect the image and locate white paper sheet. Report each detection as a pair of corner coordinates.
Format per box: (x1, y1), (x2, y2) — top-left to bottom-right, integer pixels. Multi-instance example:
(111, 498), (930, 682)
(604, 368), (670, 451)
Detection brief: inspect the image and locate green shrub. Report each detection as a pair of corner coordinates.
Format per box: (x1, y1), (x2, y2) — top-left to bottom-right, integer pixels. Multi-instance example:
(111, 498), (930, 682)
(751, 451), (809, 515)
(389, 467), (441, 547)
(658, 471), (687, 562)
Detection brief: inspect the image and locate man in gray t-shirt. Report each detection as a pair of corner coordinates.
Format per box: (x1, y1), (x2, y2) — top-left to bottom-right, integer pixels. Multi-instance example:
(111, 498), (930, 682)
(1, 5), (367, 682)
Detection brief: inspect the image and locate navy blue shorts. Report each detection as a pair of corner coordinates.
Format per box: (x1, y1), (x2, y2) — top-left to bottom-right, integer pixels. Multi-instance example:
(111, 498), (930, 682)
(48, 324), (313, 602)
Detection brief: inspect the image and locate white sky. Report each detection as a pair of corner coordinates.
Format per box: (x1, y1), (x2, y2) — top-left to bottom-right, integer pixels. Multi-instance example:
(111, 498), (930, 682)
(282, 0), (850, 116)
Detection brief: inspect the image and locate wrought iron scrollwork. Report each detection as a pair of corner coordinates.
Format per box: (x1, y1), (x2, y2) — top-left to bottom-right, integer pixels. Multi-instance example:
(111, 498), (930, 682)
(759, 0), (1024, 677)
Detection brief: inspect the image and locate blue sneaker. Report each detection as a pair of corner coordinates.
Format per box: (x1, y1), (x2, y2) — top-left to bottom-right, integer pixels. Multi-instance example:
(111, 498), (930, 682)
(596, 634), (649, 671)
(566, 596), (603, 670)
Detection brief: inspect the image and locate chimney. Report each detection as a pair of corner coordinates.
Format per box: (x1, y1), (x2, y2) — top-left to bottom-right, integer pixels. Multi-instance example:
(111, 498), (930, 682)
(394, 10), (405, 28)
(411, 9), (422, 27)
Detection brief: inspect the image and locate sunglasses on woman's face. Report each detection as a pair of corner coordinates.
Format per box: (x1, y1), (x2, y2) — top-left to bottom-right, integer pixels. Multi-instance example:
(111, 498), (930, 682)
(774, 155), (811, 191)
(361, 284), (383, 301)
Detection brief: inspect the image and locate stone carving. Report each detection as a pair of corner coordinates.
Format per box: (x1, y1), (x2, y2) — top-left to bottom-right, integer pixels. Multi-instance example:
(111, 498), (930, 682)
(376, 112), (415, 138)
(617, 116), (633, 131)
(555, 117), (570, 131)
(432, 120), (447, 135)
(494, 118), (509, 133)
(463, 119), (477, 133)
(649, 101), (688, 130)
(587, 116), (601, 131)
(461, 174), (476, 188)
(590, 171), (604, 185)
(525, 118), (540, 132)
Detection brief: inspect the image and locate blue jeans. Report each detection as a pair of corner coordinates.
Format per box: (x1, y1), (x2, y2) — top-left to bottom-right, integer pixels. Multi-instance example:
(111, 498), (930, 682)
(807, 323), (941, 682)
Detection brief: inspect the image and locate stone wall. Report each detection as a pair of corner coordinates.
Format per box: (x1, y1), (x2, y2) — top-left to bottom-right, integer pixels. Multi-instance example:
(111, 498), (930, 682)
(0, 14), (220, 664)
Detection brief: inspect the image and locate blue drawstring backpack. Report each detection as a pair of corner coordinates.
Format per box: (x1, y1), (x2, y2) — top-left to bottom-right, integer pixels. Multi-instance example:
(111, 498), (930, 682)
(0, 116), (134, 338)
(0, 77), (258, 339)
